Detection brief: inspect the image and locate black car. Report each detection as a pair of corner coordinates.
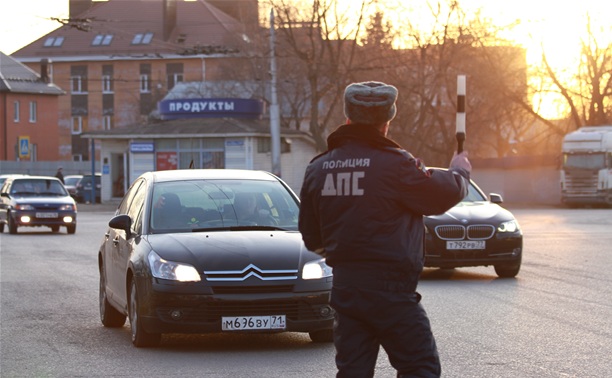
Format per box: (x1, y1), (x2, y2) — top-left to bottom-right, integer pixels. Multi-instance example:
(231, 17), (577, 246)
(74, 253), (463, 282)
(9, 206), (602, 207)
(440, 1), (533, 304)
(98, 169), (334, 347)
(63, 174), (83, 198)
(424, 173), (523, 278)
(0, 176), (77, 234)
(75, 173), (101, 203)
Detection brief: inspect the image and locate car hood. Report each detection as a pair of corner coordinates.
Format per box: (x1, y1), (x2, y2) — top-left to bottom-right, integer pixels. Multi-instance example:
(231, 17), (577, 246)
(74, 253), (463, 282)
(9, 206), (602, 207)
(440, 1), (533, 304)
(145, 230), (316, 273)
(12, 196), (74, 205)
(425, 201), (514, 224)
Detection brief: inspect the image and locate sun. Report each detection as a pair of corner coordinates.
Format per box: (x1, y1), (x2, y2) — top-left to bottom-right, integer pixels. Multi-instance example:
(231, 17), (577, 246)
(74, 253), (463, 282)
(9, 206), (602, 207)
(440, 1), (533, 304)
(472, 0), (611, 119)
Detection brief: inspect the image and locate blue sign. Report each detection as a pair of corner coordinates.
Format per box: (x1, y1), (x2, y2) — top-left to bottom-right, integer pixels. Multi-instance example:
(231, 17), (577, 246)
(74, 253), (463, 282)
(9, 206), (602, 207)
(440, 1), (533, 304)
(158, 98), (263, 120)
(130, 142), (154, 153)
(18, 136), (30, 158)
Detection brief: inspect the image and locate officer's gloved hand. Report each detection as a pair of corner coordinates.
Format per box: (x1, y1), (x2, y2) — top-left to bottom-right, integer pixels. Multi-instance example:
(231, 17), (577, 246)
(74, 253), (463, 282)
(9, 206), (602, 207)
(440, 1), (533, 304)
(449, 151), (472, 173)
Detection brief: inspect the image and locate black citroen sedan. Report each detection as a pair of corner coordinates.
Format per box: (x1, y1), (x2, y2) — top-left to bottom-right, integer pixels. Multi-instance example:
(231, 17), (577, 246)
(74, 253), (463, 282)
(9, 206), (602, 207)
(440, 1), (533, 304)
(98, 169), (333, 347)
(0, 176), (77, 234)
(424, 173), (523, 278)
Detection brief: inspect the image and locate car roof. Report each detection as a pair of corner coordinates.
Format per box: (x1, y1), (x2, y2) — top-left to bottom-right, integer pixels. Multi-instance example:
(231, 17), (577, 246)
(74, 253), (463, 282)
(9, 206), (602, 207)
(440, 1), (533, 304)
(148, 169), (278, 183)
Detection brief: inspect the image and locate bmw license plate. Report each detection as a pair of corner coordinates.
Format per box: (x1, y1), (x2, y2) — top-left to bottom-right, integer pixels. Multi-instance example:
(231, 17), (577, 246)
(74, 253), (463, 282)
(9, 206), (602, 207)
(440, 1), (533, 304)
(36, 212), (58, 218)
(222, 315), (286, 331)
(446, 240), (485, 250)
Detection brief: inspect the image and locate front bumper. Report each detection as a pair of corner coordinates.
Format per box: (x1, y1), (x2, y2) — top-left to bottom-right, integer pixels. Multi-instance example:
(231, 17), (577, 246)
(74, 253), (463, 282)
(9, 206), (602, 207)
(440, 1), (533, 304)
(11, 211), (77, 228)
(136, 277), (334, 335)
(425, 233), (522, 268)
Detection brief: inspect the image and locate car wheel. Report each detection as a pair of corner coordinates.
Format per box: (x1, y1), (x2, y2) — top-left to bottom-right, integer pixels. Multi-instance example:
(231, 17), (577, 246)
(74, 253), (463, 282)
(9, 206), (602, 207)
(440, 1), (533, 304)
(309, 329), (333, 343)
(66, 224), (76, 234)
(51, 226), (60, 233)
(8, 214), (17, 234)
(99, 266), (126, 327)
(129, 279), (161, 347)
(494, 261), (521, 278)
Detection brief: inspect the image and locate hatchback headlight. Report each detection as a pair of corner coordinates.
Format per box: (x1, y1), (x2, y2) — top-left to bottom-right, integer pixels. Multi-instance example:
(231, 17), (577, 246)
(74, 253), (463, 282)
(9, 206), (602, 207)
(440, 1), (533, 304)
(302, 258), (333, 280)
(15, 204), (35, 210)
(498, 220), (519, 233)
(148, 251), (201, 282)
(59, 204), (75, 211)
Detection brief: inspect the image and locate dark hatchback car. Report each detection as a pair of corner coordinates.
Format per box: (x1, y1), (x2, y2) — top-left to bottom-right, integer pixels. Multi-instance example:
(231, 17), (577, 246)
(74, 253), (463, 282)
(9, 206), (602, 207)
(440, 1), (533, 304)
(98, 169), (334, 347)
(75, 173), (101, 203)
(424, 173), (523, 278)
(0, 176), (77, 234)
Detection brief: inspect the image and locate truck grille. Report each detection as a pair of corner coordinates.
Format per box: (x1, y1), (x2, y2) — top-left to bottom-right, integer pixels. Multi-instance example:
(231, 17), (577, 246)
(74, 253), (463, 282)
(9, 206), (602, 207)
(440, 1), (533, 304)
(564, 171), (598, 194)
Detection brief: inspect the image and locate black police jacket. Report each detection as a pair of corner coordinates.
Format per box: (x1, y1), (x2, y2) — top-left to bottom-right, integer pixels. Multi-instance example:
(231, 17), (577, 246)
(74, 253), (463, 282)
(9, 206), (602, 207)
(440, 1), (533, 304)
(299, 123), (469, 278)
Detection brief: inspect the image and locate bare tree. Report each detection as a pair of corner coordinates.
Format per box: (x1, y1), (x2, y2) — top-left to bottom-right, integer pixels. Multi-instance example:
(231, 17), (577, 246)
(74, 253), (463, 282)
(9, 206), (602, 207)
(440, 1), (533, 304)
(268, 0), (374, 151)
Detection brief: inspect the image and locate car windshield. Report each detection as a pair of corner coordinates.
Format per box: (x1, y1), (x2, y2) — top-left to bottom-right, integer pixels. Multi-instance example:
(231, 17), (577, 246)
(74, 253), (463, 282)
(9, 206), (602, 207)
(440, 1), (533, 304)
(149, 179), (300, 234)
(10, 179), (68, 196)
(64, 177), (81, 186)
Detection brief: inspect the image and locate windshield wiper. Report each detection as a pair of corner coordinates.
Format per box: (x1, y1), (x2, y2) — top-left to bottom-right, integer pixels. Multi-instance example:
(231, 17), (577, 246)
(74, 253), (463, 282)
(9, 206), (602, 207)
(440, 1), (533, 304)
(192, 225), (288, 232)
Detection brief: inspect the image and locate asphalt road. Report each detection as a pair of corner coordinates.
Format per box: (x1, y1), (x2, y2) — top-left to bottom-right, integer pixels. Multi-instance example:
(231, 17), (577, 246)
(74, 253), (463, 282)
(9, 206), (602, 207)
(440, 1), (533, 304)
(1, 206), (611, 377)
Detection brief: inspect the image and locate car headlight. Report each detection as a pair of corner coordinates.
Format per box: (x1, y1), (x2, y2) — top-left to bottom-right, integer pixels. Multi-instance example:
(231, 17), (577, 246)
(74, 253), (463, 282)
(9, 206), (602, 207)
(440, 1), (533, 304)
(498, 220), (519, 233)
(302, 258), (333, 280)
(15, 204), (35, 210)
(58, 204), (75, 211)
(148, 251), (201, 282)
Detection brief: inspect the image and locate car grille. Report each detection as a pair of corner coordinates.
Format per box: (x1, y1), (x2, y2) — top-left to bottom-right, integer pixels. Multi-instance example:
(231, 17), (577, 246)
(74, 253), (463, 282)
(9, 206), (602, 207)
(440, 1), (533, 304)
(434, 224), (495, 240)
(157, 300), (322, 322)
(211, 285), (294, 294)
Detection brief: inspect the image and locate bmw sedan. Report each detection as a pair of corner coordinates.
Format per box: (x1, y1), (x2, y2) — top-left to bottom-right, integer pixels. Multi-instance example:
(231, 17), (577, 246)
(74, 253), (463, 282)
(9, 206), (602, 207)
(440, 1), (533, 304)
(424, 174), (523, 278)
(0, 176), (77, 234)
(98, 169), (334, 347)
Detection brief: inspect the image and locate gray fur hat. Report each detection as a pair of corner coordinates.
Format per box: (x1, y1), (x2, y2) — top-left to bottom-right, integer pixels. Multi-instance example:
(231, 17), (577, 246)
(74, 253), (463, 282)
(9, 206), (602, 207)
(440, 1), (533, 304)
(344, 81), (398, 125)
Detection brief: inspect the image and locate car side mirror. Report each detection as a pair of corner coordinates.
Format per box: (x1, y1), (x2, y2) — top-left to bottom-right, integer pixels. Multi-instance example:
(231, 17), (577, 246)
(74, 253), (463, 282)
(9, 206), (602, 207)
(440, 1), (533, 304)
(109, 214), (133, 239)
(489, 193), (503, 204)
(1, 193), (9, 198)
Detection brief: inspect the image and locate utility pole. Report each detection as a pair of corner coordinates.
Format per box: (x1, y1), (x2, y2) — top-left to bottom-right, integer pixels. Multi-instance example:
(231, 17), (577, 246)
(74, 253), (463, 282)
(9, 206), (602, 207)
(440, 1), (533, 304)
(269, 9), (281, 177)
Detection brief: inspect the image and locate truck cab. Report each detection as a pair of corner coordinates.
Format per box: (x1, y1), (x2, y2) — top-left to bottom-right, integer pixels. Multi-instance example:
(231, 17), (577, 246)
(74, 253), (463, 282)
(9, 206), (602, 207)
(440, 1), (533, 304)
(560, 126), (612, 206)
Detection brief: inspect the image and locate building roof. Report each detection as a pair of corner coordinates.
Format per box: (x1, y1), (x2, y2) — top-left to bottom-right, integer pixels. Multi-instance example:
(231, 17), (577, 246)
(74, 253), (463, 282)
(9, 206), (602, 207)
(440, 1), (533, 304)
(12, 0), (248, 60)
(0, 52), (64, 94)
(80, 117), (314, 142)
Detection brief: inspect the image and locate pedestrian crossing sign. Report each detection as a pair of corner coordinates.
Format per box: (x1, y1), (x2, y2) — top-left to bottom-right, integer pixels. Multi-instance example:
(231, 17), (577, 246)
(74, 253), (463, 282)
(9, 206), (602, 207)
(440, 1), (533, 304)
(18, 136), (30, 159)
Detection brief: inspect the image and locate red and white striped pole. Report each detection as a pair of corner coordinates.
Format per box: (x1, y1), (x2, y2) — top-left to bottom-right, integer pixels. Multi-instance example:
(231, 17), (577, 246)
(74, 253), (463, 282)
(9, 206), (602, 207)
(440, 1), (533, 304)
(456, 75), (466, 153)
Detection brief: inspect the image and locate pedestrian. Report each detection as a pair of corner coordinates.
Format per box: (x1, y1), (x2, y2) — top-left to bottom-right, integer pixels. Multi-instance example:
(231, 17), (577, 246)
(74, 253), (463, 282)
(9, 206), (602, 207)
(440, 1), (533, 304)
(298, 81), (472, 377)
(55, 167), (65, 184)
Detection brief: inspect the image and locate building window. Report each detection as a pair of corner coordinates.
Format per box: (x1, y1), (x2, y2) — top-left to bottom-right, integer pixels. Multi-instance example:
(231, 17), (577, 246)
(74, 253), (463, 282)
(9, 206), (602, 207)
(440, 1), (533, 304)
(166, 63), (184, 90)
(140, 74), (150, 93)
(43, 36), (64, 47)
(102, 115), (112, 130)
(167, 73), (183, 90)
(71, 76), (87, 93)
(257, 138), (291, 153)
(102, 75), (113, 93)
(72, 154), (83, 162)
(29, 101), (37, 123)
(92, 34), (113, 46)
(132, 32), (153, 45)
(13, 101), (20, 122)
(71, 116), (83, 134)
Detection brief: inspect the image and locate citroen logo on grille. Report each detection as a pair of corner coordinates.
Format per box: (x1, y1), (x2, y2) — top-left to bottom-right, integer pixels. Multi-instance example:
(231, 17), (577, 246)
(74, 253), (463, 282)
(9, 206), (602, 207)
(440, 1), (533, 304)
(204, 263), (298, 281)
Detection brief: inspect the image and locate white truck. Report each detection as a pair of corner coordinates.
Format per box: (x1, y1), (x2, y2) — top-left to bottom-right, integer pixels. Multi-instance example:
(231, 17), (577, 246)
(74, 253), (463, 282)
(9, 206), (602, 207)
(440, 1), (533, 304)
(560, 126), (612, 206)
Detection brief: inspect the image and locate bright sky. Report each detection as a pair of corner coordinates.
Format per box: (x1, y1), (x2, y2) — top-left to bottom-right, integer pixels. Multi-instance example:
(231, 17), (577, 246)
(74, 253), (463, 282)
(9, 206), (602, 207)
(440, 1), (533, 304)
(2, 0), (610, 117)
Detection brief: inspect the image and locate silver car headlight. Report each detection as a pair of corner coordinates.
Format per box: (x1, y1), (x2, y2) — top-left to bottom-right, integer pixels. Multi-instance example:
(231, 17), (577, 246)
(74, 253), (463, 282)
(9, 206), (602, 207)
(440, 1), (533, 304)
(148, 251), (201, 282)
(58, 204), (75, 211)
(302, 258), (333, 280)
(498, 220), (519, 233)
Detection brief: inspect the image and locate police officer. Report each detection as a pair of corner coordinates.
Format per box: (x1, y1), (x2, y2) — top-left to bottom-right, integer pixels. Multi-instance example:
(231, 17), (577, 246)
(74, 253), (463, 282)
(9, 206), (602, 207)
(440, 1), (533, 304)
(299, 81), (471, 377)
